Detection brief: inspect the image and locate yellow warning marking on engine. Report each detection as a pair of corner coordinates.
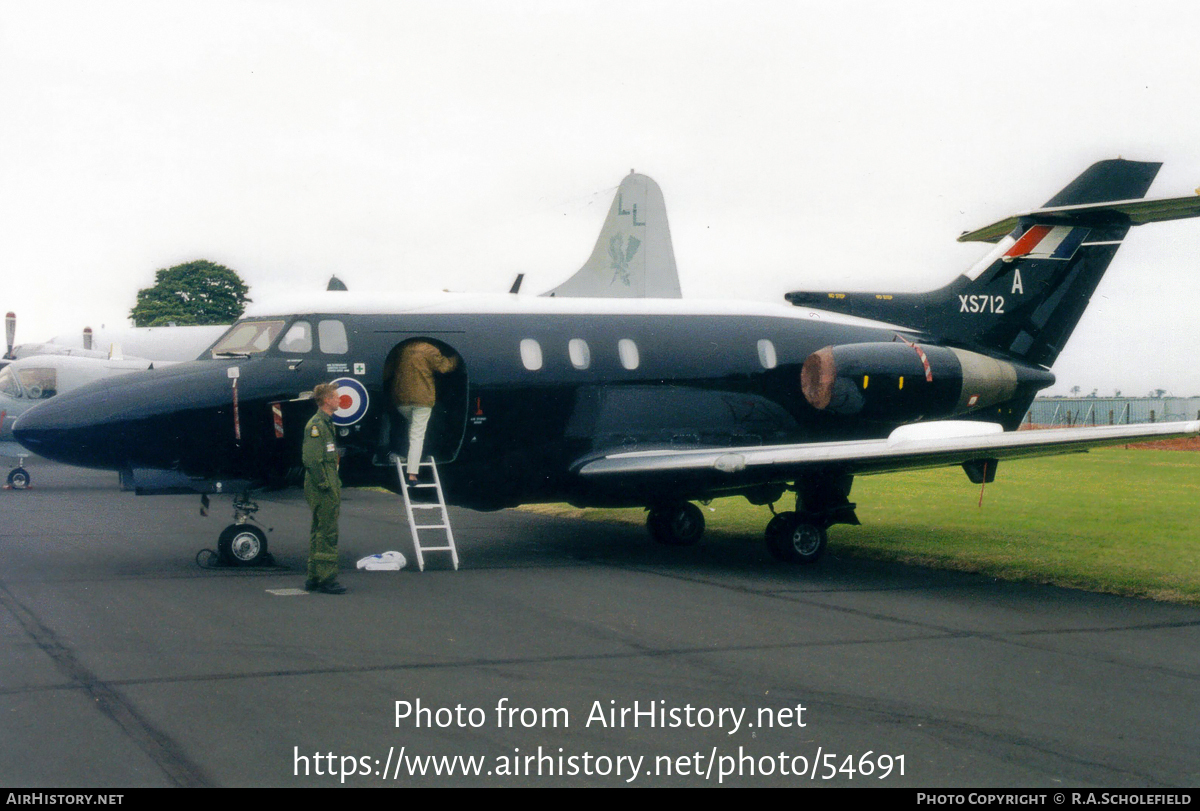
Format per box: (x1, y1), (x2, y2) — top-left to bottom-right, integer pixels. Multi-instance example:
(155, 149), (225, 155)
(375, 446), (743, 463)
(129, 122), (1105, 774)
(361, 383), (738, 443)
(863, 375), (869, 389)
(899, 376), (904, 390)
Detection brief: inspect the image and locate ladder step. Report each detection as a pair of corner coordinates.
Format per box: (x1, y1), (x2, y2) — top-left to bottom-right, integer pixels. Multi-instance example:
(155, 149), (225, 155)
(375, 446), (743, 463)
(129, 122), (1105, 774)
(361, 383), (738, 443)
(397, 457), (458, 573)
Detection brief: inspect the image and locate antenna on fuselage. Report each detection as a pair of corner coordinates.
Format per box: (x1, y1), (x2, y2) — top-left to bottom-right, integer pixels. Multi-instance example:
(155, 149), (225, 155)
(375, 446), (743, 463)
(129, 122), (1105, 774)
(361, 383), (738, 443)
(509, 274), (524, 294)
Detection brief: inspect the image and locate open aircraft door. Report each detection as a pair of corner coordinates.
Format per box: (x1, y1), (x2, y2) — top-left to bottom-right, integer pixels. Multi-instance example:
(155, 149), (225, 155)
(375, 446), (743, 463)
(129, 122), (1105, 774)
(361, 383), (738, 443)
(381, 338), (468, 467)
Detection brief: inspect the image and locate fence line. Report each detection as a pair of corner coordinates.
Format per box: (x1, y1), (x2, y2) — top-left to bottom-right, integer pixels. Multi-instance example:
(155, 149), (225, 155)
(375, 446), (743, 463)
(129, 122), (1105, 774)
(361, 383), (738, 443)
(1024, 397), (1200, 426)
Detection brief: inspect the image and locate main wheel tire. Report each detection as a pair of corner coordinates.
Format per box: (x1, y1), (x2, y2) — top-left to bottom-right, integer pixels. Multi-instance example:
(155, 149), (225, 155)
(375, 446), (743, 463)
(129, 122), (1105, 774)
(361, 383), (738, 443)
(647, 502), (705, 546)
(7, 467), (30, 490)
(765, 513), (827, 564)
(217, 524), (269, 566)
(764, 512), (793, 561)
(646, 509), (669, 543)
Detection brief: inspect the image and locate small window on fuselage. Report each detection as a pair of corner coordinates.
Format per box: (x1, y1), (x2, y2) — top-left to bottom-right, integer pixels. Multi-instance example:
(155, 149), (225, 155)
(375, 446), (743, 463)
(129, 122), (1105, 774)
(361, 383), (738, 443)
(568, 338), (591, 370)
(278, 321), (313, 353)
(520, 339), (543, 371)
(318, 320), (348, 354)
(757, 339), (777, 369)
(618, 338), (639, 370)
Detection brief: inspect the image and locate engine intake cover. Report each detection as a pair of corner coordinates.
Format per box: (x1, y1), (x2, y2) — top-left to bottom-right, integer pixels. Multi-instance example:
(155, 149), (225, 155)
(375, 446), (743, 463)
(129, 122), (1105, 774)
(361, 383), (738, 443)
(801, 342), (1048, 422)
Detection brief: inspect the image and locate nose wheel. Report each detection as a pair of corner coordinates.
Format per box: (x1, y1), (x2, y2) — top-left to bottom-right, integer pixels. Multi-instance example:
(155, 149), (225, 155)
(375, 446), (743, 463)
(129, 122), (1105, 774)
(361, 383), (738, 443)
(211, 493), (272, 566)
(764, 512), (827, 564)
(217, 524), (269, 566)
(647, 502), (706, 546)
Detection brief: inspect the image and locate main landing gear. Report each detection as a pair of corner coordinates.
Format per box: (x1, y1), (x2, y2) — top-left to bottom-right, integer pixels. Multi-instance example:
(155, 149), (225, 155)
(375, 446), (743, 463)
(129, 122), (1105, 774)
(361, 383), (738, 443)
(764, 512), (827, 564)
(762, 474), (858, 566)
(646, 501), (706, 546)
(641, 476), (857, 566)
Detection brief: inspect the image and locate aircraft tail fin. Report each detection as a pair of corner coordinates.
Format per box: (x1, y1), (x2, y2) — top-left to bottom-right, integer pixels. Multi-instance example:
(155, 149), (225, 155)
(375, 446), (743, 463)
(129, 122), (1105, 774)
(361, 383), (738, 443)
(543, 172), (682, 298)
(787, 159), (1200, 367)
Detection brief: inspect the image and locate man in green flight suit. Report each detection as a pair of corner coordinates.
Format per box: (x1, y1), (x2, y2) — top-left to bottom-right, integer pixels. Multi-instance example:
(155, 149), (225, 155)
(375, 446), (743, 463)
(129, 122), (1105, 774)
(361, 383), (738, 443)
(303, 382), (347, 594)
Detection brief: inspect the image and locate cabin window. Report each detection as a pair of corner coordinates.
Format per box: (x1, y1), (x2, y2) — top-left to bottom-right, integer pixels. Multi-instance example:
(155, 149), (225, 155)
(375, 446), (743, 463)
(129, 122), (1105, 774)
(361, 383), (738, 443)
(618, 338), (640, 370)
(757, 339), (777, 369)
(520, 338), (543, 371)
(318, 320), (348, 354)
(211, 320), (285, 356)
(278, 321), (313, 353)
(0, 366), (19, 398)
(16, 367), (56, 399)
(568, 338), (591, 370)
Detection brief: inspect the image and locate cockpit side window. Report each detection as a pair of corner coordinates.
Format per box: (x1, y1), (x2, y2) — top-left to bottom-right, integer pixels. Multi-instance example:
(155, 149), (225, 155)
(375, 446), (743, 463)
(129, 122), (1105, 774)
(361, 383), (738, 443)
(0, 366), (19, 398)
(318, 320), (348, 355)
(16, 367), (56, 399)
(278, 321), (313, 353)
(211, 320), (286, 356)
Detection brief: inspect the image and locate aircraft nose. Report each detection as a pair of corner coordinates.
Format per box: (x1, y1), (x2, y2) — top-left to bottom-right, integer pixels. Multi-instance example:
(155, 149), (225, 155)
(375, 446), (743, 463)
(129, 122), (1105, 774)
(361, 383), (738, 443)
(13, 361), (245, 472)
(12, 389), (132, 469)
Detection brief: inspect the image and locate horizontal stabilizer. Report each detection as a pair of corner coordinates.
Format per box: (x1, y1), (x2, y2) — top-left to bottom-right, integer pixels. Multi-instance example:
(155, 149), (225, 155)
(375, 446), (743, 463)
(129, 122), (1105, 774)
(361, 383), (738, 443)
(958, 193), (1200, 243)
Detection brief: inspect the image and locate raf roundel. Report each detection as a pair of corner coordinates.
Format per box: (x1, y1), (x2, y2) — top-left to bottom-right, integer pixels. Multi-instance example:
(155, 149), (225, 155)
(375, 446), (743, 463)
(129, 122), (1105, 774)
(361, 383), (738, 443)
(330, 377), (369, 426)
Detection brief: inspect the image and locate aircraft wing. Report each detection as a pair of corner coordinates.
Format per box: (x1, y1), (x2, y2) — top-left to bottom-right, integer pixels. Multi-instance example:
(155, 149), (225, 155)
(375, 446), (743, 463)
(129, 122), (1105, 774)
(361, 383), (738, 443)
(576, 420), (1200, 480)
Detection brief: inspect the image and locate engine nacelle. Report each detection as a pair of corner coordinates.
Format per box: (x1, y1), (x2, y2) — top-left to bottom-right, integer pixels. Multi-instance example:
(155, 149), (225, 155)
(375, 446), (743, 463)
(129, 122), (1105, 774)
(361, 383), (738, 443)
(800, 342), (1052, 422)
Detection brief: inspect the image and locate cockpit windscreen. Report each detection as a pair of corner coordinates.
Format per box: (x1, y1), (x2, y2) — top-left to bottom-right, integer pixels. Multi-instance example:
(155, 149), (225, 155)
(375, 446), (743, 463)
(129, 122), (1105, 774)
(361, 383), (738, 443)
(211, 320), (286, 356)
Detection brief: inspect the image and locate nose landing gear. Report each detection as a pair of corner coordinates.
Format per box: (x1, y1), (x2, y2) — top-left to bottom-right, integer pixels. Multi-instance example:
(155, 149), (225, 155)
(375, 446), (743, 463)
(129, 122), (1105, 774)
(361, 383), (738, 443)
(203, 493), (273, 567)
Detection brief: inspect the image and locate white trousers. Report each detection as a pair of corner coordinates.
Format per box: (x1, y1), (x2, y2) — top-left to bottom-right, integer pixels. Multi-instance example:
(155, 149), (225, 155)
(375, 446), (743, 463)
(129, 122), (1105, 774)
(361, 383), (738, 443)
(397, 405), (432, 477)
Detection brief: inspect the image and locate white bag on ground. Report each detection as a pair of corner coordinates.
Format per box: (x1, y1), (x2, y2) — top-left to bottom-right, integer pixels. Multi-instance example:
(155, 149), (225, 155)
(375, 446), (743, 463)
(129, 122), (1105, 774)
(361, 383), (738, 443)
(356, 551), (407, 571)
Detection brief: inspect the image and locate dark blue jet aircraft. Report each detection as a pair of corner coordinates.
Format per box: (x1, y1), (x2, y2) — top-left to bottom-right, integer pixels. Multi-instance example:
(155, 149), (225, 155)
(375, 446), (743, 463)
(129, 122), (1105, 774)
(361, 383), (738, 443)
(14, 160), (1200, 566)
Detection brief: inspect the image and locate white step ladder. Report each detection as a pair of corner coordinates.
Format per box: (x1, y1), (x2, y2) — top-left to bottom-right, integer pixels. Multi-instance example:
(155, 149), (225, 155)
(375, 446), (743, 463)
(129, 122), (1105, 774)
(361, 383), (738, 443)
(396, 457), (459, 571)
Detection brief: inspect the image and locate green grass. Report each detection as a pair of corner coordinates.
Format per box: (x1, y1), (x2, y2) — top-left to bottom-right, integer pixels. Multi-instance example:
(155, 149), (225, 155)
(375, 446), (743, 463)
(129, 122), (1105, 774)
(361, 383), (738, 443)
(524, 448), (1200, 603)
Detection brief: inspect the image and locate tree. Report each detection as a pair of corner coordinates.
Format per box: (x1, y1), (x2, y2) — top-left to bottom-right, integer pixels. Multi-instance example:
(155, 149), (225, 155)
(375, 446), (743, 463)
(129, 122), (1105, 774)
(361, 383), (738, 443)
(130, 260), (250, 327)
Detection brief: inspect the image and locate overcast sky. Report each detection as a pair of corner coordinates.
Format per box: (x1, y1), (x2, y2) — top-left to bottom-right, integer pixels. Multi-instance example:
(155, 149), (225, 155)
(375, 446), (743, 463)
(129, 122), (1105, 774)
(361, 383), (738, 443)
(3, 0), (1199, 396)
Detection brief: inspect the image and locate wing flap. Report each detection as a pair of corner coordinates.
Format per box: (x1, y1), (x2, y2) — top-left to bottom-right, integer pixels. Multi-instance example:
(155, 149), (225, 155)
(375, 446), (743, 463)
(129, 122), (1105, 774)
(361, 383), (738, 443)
(577, 420), (1200, 478)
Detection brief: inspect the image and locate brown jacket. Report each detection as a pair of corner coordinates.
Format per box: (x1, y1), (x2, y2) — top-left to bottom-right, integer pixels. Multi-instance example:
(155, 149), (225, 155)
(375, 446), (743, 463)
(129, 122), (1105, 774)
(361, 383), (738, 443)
(388, 341), (458, 407)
